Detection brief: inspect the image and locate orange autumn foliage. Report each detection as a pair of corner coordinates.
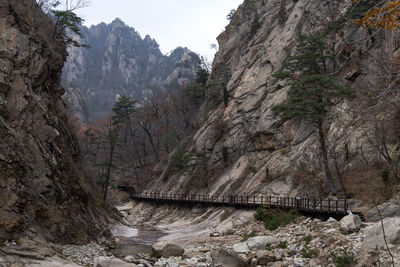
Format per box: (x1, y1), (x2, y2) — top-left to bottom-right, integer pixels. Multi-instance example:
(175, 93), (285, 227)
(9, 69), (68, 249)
(354, 0), (400, 30)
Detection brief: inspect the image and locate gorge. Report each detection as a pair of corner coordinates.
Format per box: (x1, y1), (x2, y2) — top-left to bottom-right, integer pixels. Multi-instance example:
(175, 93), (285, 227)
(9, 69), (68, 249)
(1, 0), (400, 266)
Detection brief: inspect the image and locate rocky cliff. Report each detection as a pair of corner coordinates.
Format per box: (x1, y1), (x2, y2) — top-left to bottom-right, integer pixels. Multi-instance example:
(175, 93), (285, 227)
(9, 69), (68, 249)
(62, 19), (200, 122)
(147, 0), (400, 206)
(0, 0), (111, 244)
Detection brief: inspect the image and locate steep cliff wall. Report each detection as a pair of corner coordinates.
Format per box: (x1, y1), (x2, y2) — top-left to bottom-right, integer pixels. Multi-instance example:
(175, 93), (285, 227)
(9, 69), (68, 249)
(0, 0), (111, 243)
(62, 19), (200, 122)
(147, 0), (400, 205)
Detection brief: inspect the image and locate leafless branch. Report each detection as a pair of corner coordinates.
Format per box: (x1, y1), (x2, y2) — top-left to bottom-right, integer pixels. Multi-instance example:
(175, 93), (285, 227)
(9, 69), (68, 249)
(375, 205), (395, 267)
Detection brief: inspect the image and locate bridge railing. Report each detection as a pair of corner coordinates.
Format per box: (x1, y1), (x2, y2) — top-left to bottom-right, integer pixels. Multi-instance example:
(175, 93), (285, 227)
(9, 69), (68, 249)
(131, 192), (349, 214)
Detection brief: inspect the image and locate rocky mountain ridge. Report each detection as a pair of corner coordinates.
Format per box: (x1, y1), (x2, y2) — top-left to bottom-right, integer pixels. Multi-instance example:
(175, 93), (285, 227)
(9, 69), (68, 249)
(62, 18), (200, 122)
(145, 0), (400, 209)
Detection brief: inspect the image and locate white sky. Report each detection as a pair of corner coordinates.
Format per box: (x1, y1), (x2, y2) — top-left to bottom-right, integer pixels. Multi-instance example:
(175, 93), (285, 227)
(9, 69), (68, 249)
(76, 0), (243, 60)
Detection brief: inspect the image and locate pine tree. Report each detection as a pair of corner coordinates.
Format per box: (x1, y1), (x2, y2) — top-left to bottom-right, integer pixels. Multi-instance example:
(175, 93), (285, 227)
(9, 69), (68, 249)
(38, 0), (90, 47)
(112, 96), (136, 127)
(273, 31), (356, 195)
(53, 10), (88, 47)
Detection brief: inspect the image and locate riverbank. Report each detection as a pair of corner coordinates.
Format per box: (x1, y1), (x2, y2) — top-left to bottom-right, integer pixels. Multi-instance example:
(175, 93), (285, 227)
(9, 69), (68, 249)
(1, 200), (400, 266)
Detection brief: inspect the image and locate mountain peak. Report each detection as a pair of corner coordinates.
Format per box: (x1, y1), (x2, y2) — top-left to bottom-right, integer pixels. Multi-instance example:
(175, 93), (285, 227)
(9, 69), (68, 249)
(110, 17), (126, 27)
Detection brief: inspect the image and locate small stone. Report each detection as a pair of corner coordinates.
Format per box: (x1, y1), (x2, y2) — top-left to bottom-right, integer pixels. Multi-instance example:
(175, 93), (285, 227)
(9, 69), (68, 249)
(94, 257), (137, 267)
(309, 258), (322, 267)
(272, 261), (285, 267)
(325, 229), (337, 234)
(247, 230), (255, 236)
(293, 257), (304, 266)
(327, 217), (337, 223)
(257, 250), (277, 265)
(210, 231), (221, 237)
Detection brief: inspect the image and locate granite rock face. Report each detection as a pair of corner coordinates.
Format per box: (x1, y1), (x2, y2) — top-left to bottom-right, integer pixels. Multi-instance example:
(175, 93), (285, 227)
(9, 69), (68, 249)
(365, 193), (400, 221)
(362, 217), (400, 249)
(0, 0), (110, 243)
(146, 0), (400, 204)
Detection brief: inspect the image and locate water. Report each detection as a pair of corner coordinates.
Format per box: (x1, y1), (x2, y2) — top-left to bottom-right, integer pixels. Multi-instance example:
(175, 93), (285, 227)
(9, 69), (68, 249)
(113, 224), (165, 255)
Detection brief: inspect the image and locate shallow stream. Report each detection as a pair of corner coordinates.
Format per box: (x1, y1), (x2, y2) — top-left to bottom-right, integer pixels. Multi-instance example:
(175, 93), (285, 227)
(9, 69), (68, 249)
(113, 224), (165, 255)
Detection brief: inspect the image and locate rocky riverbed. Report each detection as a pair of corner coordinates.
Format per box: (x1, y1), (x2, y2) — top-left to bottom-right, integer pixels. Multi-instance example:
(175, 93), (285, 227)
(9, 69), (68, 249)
(1, 201), (400, 266)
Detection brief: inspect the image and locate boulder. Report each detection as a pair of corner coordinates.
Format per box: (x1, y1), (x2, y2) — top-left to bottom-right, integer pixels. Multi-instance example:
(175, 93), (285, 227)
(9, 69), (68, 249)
(362, 217), (400, 250)
(152, 241), (184, 258)
(232, 242), (250, 253)
(340, 214), (362, 234)
(246, 236), (278, 250)
(257, 250), (277, 265)
(327, 217), (337, 223)
(211, 248), (247, 267)
(94, 257), (138, 267)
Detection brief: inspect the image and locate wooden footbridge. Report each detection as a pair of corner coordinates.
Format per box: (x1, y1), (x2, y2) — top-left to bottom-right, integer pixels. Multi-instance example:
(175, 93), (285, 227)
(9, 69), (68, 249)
(129, 191), (351, 216)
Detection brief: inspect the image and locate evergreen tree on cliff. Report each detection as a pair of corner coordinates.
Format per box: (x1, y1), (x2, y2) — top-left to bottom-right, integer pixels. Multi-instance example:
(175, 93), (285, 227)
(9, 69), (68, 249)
(273, 31), (355, 195)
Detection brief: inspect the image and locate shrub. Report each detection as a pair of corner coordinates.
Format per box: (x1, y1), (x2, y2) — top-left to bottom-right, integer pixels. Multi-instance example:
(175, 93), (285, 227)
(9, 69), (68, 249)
(265, 216), (279, 230)
(331, 250), (357, 267)
(254, 207), (298, 230)
(301, 245), (319, 258)
(278, 240), (288, 248)
(265, 243), (273, 251)
(248, 166), (257, 173)
(171, 148), (188, 169)
(254, 206), (264, 221)
(303, 234), (312, 245)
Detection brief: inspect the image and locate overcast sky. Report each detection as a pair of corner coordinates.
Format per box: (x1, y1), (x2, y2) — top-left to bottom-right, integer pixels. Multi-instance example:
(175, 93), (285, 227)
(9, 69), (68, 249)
(76, 0), (243, 60)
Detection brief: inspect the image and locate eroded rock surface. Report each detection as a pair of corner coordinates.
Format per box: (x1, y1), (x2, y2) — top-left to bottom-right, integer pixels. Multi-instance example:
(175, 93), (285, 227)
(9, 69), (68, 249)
(0, 0), (110, 243)
(145, 0), (400, 208)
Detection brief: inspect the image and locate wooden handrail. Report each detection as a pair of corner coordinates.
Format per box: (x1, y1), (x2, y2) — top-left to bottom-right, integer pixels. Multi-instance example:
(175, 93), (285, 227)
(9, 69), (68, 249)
(130, 192), (349, 214)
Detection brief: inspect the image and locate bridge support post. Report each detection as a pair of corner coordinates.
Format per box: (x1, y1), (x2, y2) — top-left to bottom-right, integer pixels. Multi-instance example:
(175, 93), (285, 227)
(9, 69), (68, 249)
(328, 198), (331, 212)
(313, 197), (316, 210)
(335, 199), (338, 213)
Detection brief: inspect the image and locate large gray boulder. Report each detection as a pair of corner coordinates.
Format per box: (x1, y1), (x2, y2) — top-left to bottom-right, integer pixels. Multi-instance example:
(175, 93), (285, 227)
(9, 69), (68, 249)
(340, 214), (362, 234)
(211, 248), (247, 267)
(232, 242), (250, 253)
(94, 257), (138, 267)
(152, 241), (184, 258)
(246, 236), (278, 250)
(362, 217), (400, 249)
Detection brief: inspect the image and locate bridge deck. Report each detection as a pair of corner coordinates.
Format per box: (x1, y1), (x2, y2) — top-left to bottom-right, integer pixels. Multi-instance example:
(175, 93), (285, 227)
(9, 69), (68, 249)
(131, 193), (349, 215)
